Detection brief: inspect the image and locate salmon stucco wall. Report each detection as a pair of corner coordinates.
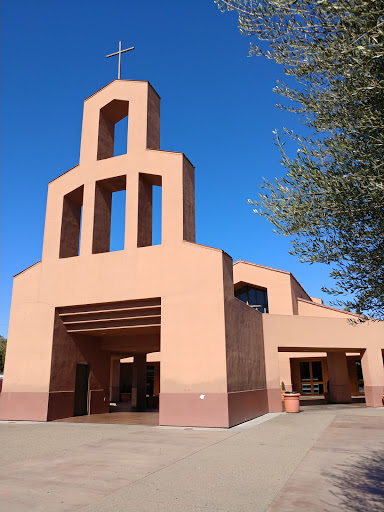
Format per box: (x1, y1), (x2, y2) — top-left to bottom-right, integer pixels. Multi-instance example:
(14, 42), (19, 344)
(297, 298), (362, 319)
(1, 263), (54, 421)
(289, 276), (311, 315)
(223, 254), (268, 426)
(233, 261), (296, 315)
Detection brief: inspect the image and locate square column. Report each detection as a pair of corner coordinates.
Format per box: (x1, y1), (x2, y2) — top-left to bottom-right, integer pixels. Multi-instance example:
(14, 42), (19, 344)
(327, 352), (352, 403)
(109, 357), (121, 403)
(132, 354), (147, 411)
(361, 348), (384, 407)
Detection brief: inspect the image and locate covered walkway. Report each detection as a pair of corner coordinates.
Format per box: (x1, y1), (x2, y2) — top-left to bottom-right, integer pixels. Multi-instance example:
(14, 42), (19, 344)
(53, 401), (370, 427)
(54, 402), (159, 426)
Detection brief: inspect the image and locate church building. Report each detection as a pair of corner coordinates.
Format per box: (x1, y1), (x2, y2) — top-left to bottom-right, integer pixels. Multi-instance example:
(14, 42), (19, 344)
(1, 79), (383, 427)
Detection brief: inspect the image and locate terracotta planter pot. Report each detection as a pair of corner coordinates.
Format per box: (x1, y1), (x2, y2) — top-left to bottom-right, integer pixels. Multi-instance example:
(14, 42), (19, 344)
(283, 392), (300, 413)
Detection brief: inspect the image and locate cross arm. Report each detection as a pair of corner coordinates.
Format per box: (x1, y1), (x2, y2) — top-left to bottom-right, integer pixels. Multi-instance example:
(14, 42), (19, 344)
(106, 47), (135, 58)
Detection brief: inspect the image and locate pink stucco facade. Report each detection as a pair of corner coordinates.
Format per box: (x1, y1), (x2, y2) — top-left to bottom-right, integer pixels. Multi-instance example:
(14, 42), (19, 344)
(1, 80), (383, 427)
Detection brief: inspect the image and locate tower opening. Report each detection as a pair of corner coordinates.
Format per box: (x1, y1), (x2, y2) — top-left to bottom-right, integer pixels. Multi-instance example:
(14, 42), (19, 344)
(92, 175), (126, 253)
(113, 115), (128, 156)
(97, 100), (129, 160)
(152, 185), (162, 246)
(59, 185), (84, 258)
(110, 189), (126, 251)
(137, 173), (162, 247)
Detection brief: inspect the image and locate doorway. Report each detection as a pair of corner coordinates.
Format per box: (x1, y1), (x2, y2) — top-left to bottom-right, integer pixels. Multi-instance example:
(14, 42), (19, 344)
(299, 360), (327, 395)
(74, 363), (90, 416)
(119, 361), (160, 410)
(347, 358), (365, 396)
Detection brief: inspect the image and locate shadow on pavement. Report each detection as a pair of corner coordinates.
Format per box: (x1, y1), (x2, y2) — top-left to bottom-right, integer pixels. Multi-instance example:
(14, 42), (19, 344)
(323, 449), (384, 512)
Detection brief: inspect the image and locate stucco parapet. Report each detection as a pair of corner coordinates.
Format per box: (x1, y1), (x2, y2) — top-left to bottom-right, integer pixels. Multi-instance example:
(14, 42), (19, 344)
(183, 240), (231, 259)
(84, 79), (161, 102)
(48, 165), (79, 186)
(233, 260), (310, 299)
(297, 297), (361, 318)
(47, 150), (191, 194)
(13, 261), (41, 279)
(233, 260), (290, 275)
(147, 149), (195, 168)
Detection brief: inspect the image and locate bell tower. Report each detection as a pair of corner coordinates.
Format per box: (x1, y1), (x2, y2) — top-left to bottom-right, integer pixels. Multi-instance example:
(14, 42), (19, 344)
(42, 79), (195, 264)
(2, 79), (268, 428)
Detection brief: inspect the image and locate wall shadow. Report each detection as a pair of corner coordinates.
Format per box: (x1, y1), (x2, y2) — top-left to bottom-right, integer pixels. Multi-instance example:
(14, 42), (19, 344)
(323, 449), (384, 512)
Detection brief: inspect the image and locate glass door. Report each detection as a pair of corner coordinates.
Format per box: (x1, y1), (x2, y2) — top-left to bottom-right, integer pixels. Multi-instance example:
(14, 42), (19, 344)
(299, 360), (325, 395)
(355, 360), (365, 395)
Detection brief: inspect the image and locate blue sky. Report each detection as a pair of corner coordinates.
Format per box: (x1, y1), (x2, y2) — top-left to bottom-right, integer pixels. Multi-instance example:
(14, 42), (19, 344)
(1, 0), (337, 336)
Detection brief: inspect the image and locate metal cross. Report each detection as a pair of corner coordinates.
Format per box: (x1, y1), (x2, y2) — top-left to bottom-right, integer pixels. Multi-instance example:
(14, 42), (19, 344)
(106, 41), (135, 80)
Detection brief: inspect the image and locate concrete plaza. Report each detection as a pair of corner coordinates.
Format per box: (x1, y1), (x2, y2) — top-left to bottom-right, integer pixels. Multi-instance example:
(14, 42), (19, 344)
(1, 406), (383, 512)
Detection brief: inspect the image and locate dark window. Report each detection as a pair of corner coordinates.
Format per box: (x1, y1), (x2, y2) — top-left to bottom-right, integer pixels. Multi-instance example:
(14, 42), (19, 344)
(356, 360), (363, 381)
(300, 362), (311, 382)
(235, 285), (268, 313)
(248, 288), (257, 306)
(256, 289), (265, 307)
(312, 361), (323, 382)
(239, 290), (248, 303)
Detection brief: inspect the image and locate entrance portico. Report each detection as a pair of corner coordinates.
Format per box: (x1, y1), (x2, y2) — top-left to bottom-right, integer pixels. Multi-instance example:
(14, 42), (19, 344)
(263, 314), (384, 410)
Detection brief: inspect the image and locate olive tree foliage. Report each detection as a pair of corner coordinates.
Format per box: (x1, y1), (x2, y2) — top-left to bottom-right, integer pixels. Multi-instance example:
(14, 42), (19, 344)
(0, 336), (7, 373)
(215, 0), (384, 319)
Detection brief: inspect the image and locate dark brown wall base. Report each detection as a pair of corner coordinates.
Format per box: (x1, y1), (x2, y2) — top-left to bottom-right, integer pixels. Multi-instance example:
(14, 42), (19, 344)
(45, 389), (109, 420)
(47, 391), (75, 420)
(0, 392), (49, 421)
(228, 389), (269, 427)
(90, 389), (109, 414)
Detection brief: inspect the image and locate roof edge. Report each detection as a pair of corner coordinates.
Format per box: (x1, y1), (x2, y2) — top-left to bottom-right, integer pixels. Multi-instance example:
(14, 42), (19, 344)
(84, 79), (161, 102)
(14, 261), (42, 278)
(48, 164), (79, 185)
(233, 260), (290, 276)
(297, 297), (361, 317)
(183, 240), (231, 259)
(234, 259), (312, 300)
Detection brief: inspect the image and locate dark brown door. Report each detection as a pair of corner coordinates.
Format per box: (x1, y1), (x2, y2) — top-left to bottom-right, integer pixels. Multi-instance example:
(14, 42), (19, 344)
(299, 360), (326, 395)
(74, 364), (89, 416)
